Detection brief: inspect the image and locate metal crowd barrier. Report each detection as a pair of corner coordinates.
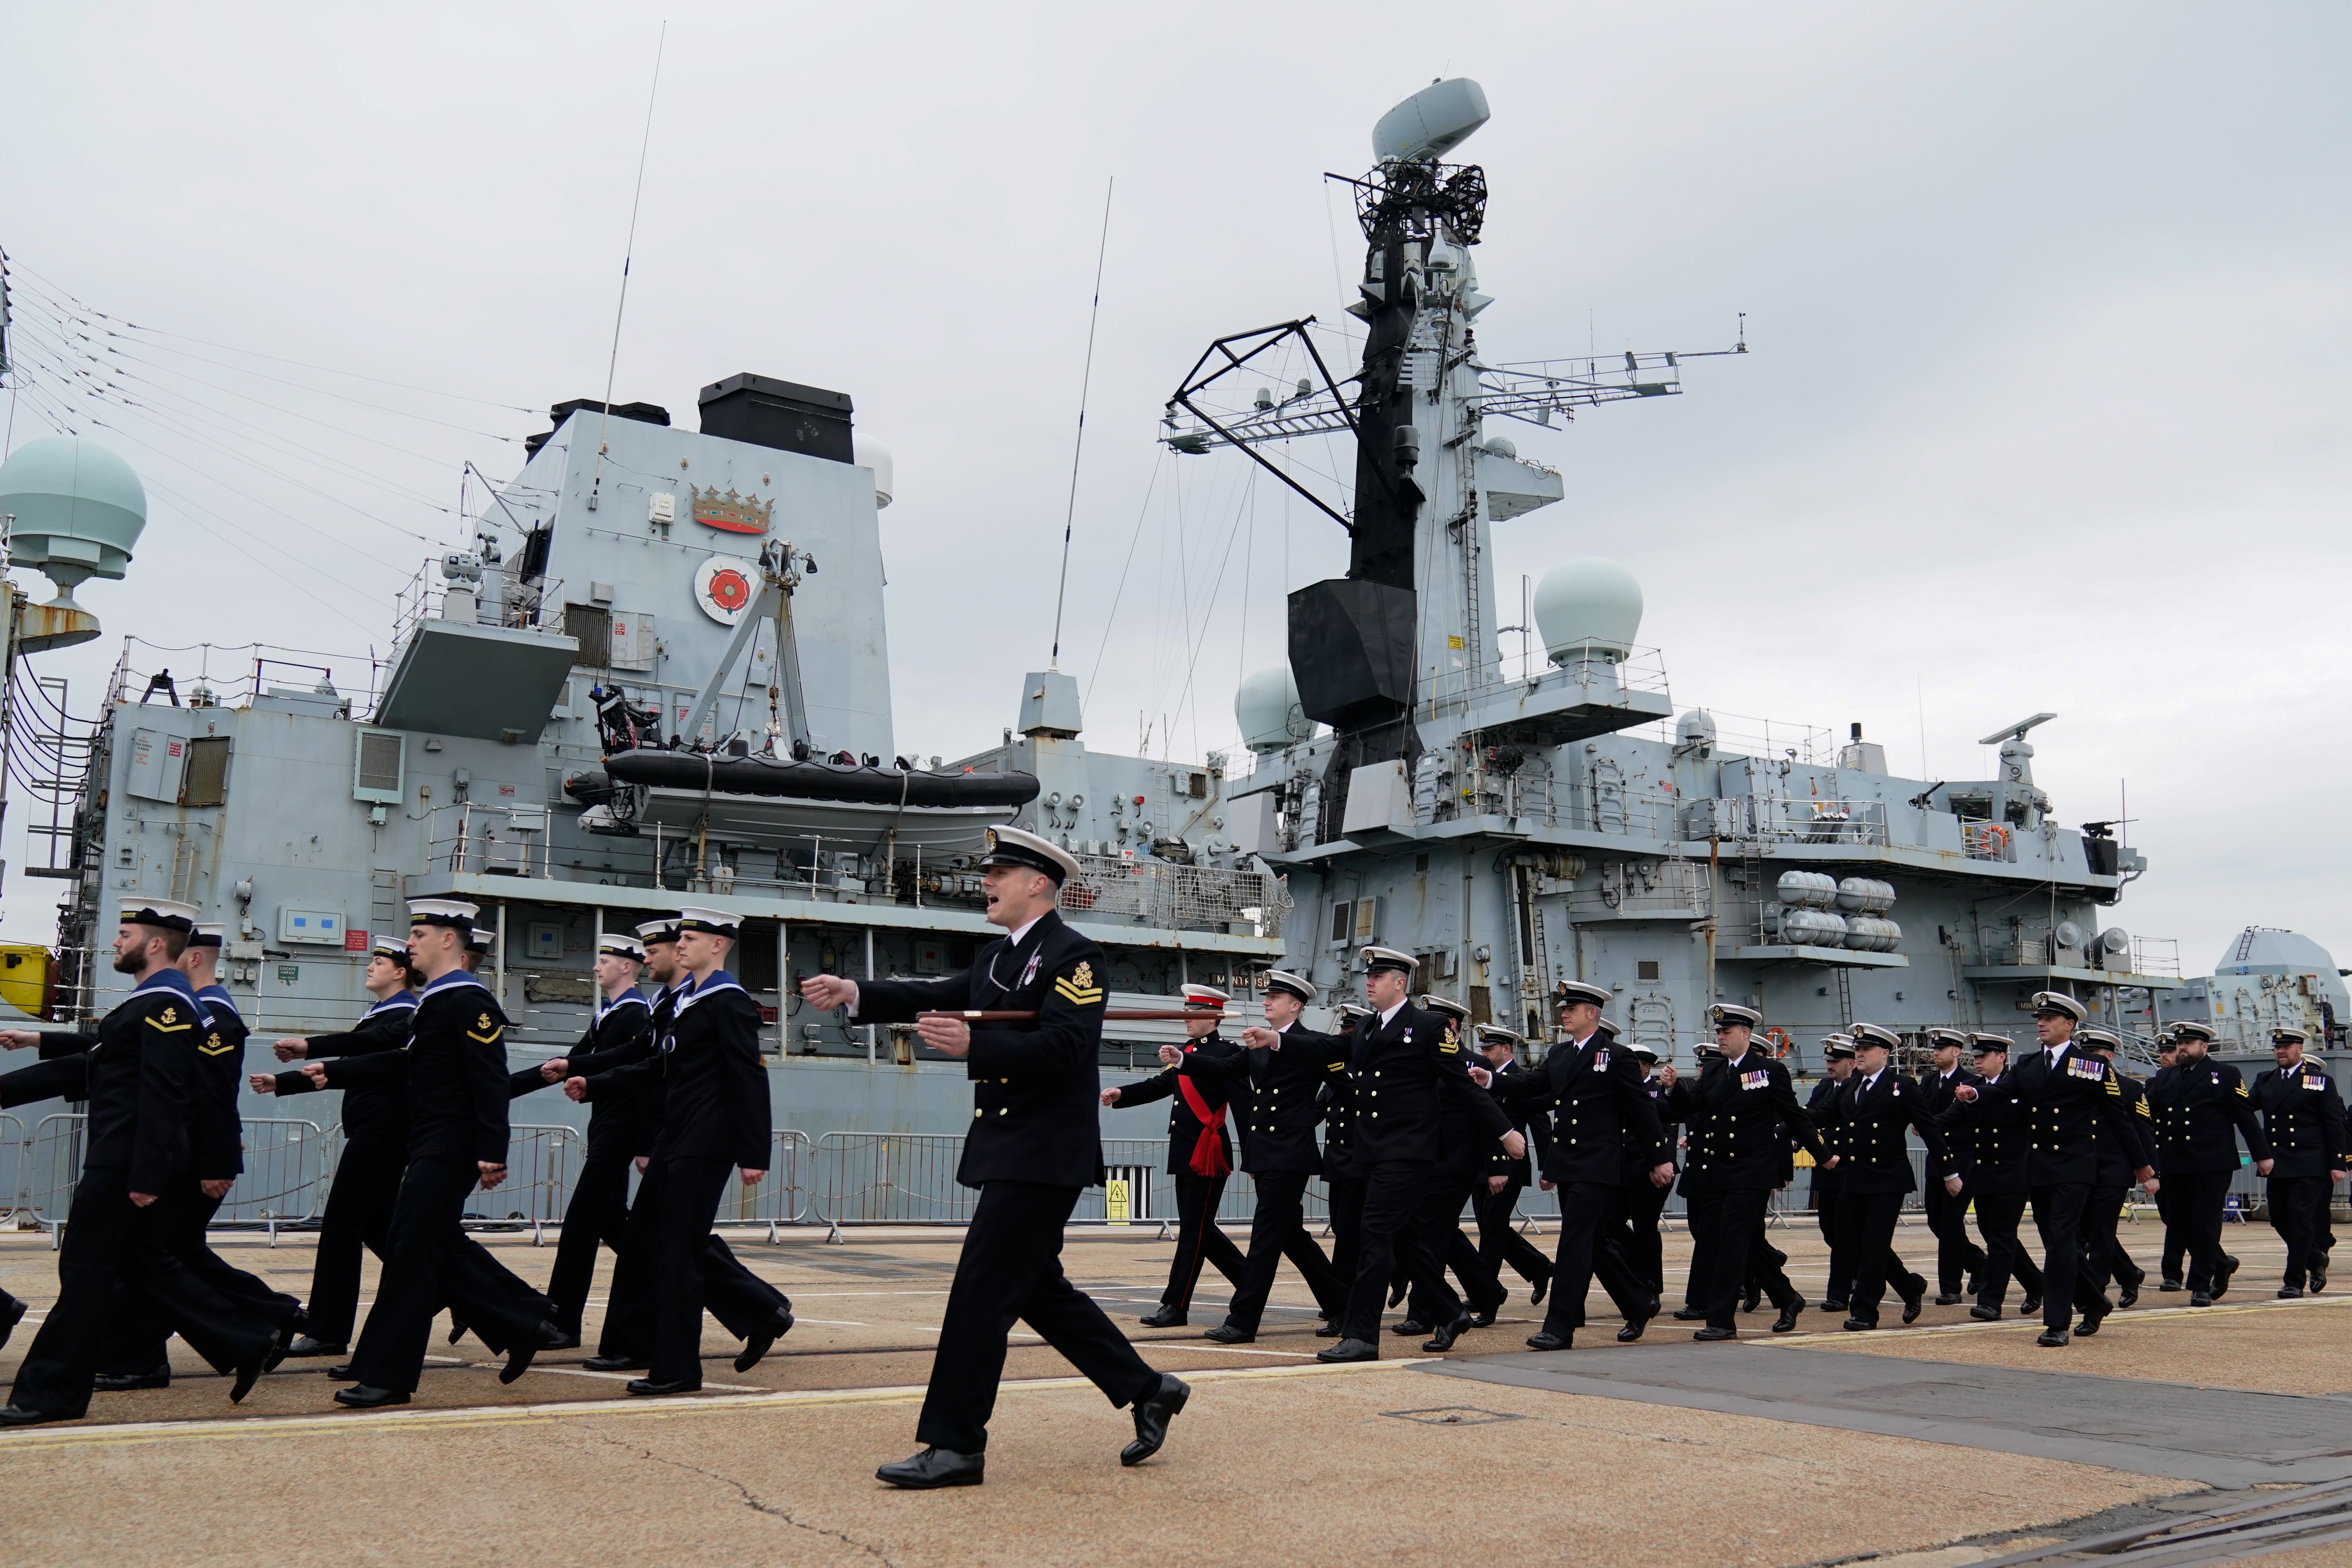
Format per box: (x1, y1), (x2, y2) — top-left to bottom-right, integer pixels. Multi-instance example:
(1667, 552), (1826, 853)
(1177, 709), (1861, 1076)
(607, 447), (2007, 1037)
(462, 1123), (582, 1237)
(0, 1114), (24, 1223)
(27, 1113), (86, 1240)
(215, 1118), (328, 1238)
(813, 1132), (977, 1239)
(727, 1130), (814, 1241)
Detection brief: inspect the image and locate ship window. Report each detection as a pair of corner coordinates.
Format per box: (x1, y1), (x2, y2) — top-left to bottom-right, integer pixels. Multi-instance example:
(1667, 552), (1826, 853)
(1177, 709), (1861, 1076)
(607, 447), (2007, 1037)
(1331, 901), (1353, 943)
(1636, 960), (1661, 981)
(564, 604), (613, 667)
(179, 736), (232, 808)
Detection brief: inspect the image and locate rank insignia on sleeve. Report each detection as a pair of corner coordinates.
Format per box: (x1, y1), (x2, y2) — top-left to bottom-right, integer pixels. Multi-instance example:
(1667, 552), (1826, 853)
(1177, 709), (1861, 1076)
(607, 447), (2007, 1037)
(1071, 961), (1093, 990)
(2235, 1081), (2249, 1098)
(466, 1012), (503, 1045)
(147, 1006), (191, 1031)
(200, 1032), (231, 1057)
(1053, 960), (1104, 1007)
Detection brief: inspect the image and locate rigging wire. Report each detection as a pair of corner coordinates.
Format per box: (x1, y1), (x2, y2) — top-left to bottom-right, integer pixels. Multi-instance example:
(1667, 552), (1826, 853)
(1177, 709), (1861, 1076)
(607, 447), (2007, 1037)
(1082, 449), (1164, 712)
(587, 20), (669, 517)
(1048, 175), (1114, 672)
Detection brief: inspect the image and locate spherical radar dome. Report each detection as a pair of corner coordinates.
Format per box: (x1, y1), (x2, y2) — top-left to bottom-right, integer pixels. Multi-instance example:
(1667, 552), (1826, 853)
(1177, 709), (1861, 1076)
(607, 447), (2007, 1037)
(0, 436), (148, 604)
(852, 436), (893, 510)
(1235, 665), (1315, 754)
(1532, 557), (1643, 667)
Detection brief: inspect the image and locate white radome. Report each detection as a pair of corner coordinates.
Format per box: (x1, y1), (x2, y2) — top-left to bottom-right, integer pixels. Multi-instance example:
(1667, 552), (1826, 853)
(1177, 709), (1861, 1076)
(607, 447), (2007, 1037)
(1532, 558), (1644, 666)
(853, 437), (894, 509)
(1235, 665), (1315, 754)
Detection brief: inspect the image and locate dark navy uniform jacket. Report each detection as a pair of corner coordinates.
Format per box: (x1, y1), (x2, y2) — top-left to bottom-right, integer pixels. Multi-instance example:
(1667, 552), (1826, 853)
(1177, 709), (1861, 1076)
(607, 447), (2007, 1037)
(2012, 1043), (2150, 1187)
(323, 971), (513, 1164)
(270, 993), (416, 1141)
(1345, 1001), (1512, 1168)
(1184, 1022), (1348, 1177)
(1666, 1046), (1822, 1196)
(1917, 1067), (1982, 1177)
(1494, 1033), (1667, 1188)
(645, 971), (769, 1169)
(2251, 1063), (2349, 1180)
(191, 983), (249, 1182)
(517, 991), (653, 1160)
(1112, 1033), (1244, 1176)
(2093, 1070), (2159, 1188)
(2145, 1058), (2273, 1175)
(1938, 1070), (2033, 1197)
(1807, 1077), (1848, 1195)
(855, 909), (1110, 1190)
(1821, 1068), (1953, 1196)
(36, 969), (203, 1193)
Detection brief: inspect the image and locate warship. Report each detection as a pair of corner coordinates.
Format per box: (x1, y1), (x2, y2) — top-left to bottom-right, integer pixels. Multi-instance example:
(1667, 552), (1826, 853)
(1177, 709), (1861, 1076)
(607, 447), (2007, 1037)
(0, 80), (2336, 1226)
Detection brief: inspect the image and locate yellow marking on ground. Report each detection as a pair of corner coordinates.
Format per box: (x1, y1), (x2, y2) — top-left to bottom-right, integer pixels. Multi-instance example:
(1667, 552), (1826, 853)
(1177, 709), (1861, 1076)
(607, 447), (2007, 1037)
(0, 1356), (1413, 1453)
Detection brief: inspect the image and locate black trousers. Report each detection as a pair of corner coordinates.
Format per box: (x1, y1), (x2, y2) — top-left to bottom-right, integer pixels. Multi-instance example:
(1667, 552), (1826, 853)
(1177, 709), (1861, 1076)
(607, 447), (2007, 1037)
(547, 1149), (633, 1334)
(1836, 1191), (1925, 1321)
(348, 1156), (554, 1393)
(1408, 1176), (1503, 1321)
(1814, 1188), (1855, 1304)
(1326, 1175), (1366, 1307)
(10, 1167), (275, 1419)
(602, 1157), (792, 1381)
(1536, 1182), (1652, 1339)
(1340, 1160), (1453, 1342)
(2027, 1182), (2091, 1332)
(1970, 1190), (2044, 1308)
(915, 1181), (1158, 1454)
(2156, 1180), (2185, 1280)
(2075, 1186), (2129, 1311)
(1158, 1170), (1246, 1312)
(2168, 1169), (2234, 1294)
(302, 1133), (405, 1345)
(99, 1179), (304, 1374)
(1474, 1177), (1554, 1290)
(1219, 1169), (1340, 1333)
(2270, 1175), (2333, 1289)
(1922, 1178), (1986, 1294)
(1688, 1187), (1793, 1329)
(1611, 1177), (1670, 1300)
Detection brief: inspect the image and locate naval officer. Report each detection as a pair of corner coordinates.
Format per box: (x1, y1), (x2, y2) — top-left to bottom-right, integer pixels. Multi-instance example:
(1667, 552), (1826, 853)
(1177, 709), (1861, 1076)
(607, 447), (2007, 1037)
(1951, 992), (2153, 1345)
(2072, 1028), (2155, 1328)
(1199, 970), (1349, 1343)
(1937, 1034), (2046, 1318)
(1807, 1035), (1858, 1311)
(1470, 1023), (1557, 1309)
(1828, 1023), (1956, 1331)
(1102, 984), (1249, 1327)
(1402, 993), (1509, 1339)
(1314, 948), (1523, 1363)
(1917, 1027), (1988, 1303)
(251, 938), (418, 1357)
(1313, 1003), (1375, 1337)
(2145, 1018), (2272, 1306)
(2251, 1027), (2346, 1297)
(0, 899), (285, 1426)
(800, 826), (1187, 1489)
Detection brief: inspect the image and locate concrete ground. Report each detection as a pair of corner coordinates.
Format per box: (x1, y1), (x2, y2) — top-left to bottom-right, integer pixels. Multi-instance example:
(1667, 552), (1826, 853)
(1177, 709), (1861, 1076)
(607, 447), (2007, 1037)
(0, 1210), (2333, 1566)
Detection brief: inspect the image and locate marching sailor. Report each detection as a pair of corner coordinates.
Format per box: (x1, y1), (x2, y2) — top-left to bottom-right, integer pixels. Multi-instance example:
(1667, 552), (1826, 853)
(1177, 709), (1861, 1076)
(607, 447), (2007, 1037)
(1916, 1027), (1988, 1303)
(2072, 1027), (2155, 1328)
(1103, 985), (1248, 1328)
(1471, 1023), (1556, 1310)
(1827, 1023), (1956, 1331)
(2250, 1027), (2346, 1298)
(1938, 1034), (2047, 1319)
(2144, 1018), (2271, 1307)
(1808, 1035), (1857, 1312)
(800, 827), (1187, 1488)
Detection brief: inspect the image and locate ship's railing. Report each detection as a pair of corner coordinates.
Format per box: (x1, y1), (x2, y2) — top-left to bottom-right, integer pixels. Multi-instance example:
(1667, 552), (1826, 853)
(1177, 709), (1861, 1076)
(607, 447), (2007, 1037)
(2130, 937), (2181, 979)
(426, 800), (557, 879)
(1062, 853), (1290, 941)
(1960, 818), (2017, 861)
(100, 636), (384, 719)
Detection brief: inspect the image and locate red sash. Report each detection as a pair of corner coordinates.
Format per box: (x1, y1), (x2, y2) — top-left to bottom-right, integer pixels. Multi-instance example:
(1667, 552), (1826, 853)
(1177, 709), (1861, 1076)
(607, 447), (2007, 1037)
(1175, 1065), (1231, 1177)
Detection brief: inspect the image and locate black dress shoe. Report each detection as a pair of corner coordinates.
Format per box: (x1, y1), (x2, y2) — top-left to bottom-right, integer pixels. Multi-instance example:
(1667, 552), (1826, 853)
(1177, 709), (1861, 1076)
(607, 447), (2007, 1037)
(1136, 1305), (1187, 1329)
(93, 1365), (170, 1392)
(1616, 1315), (1649, 1343)
(2158, 1277), (2184, 1292)
(2075, 1313), (2103, 1336)
(283, 1336), (348, 1358)
(1524, 1330), (1571, 1351)
(2190, 1291), (2213, 1308)
(1965, 1270), (1980, 1297)
(545, 1329), (583, 1352)
(2213, 1259), (2237, 1299)
(1671, 1307), (1707, 1321)
(876, 1446), (984, 1489)
(1900, 1285), (1925, 1325)
(1529, 1272), (1551, 1306)
(326, 1363), (355, 1380)
(2019, 1294), (2042, 1316)
(0, 1296), (29, 1353)
(1842, 1316), (1878, 1333)
(2310, 1267), (2328, 1293)
(2117, 1283), (2140, 1309)
(1741, 1287), (1763, 1314)
(1202, 1324), (1255, 1344)
(1389, 1317), (1430, 1337)
(1933, 1293), (1964, 1306)
(1388, 1280), (1408, 1309)
(1819, 1298), (1848, 1314)
(1469, 1305), (1499, 1329)
(2280, 1286), (2304, 1300)
(2036, 1328), (2069, 1348)
(334, 1385), (410, 1408)
(582, 1354), (647, 1372)
(1421, 1313), (1473, 1353)
(446, 1313), (468, 1345)
(1121, 1373), (1189, 1465)
(231, 1328), (287, 1404)
(734, 1308), (794, 1373)
(1692, 1325), (1738, 1342)
(1771, 1301), (1802, 1334)
(1312, 1321), (1343, 1339)
(501, 1320), (566, 1385)
(1316, 1337), (1379, 1363)
(1969, 1304), (2001, 1322)
(625, 1377), (702, 1396)
(0, 1404), (58, 1426)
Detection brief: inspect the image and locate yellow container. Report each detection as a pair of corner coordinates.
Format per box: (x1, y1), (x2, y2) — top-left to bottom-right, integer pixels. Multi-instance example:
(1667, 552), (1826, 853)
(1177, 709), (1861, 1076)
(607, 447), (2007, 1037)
(0, 944), (52, 1017)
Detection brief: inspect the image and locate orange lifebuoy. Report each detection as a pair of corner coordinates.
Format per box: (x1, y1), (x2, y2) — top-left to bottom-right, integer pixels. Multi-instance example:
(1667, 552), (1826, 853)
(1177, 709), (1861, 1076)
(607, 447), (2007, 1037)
(1764, 1027), (1793, 1058)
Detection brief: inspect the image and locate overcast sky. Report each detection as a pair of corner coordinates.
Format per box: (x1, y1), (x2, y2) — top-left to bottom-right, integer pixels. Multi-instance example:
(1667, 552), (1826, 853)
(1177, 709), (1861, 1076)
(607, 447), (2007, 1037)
(3, 1), (2346, 971)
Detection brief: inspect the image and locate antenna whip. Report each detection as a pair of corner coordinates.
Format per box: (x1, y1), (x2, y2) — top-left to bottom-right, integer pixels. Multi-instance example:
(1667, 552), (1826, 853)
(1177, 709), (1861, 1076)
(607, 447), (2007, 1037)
(1048, 175), (1114, 669)
(587, 21), (668, 512)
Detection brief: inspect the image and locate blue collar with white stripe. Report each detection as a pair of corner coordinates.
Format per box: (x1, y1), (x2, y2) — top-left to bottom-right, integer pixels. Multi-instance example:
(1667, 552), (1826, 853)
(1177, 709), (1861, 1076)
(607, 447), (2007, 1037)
(673, 970), (745, 1015)
(421, 969), (491, 999)
(364, 991), (420, 1018)
(196, 983), (243, 1023)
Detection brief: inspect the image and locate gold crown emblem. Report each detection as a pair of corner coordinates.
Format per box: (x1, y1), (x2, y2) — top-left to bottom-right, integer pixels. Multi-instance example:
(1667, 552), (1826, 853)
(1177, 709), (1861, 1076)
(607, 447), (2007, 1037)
(691, 486), (772, 535)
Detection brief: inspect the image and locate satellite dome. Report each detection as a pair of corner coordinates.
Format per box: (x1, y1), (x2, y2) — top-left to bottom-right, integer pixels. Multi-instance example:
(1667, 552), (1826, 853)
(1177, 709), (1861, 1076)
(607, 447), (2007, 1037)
(1532, 558), (1643, 666)
(0, 436), (147, 605)
(852, 436), (893, 509)
(1675, 709), (1718, 750)
(1235, 665), (1314, 754)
